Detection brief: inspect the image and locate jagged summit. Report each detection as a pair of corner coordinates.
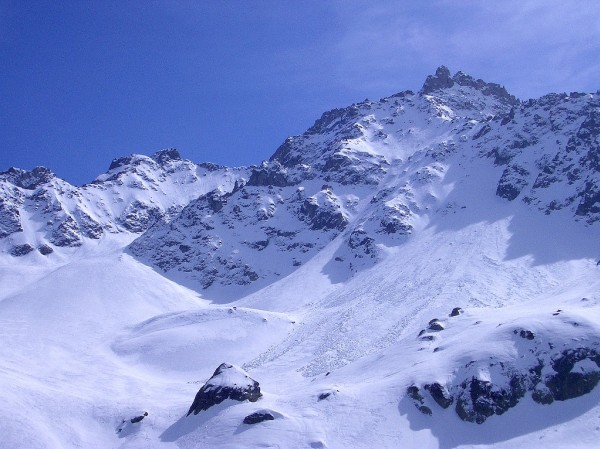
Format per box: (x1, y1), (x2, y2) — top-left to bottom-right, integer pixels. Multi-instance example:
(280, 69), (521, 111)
(421, 65), (518, 107)
(421, 65), (454, 93)
(108, 148), (183, 171)
(0, 166), (55, 190)
(151, 148), (181, 165)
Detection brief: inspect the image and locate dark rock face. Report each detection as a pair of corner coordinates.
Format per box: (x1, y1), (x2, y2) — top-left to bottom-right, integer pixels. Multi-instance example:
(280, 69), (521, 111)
(51, 216), (83, 247)
(322, 151), (387, 186)
(119, 201), (164, 233)
(269, 137), (304, 168)
(347, 229), (376, 258)
(10, 243), (34, 256)
(409, 342), (600, 423)
(421, 66), (454, 95)
(455, 374), (528, 424)
(304, 106), (361, 137)
(424, 383), (453, 409)
(299, 192), (348, 232)
(243, 411), (275, 425)
(247, 162), (294, 187)
(77, 211), (104, 239)
(0, 166), (54, 190)
(472, 124), (491, 140)
(109, 156), (136, 171)
(496, 164), (530, 200)
(0, 199), (23, 238)
(187, 363), (262, 416)
(318, 392), (332, 401)
(544, 348), (600, 401)
(108, 148), (181, 172)
(151, 148), (181, 165)
(37, 244), (53, 255)
(379, 204), (412, 235)
(407, 385), (432, 416)
(421, 66), (518, 106)
(130, 412), (148, 424)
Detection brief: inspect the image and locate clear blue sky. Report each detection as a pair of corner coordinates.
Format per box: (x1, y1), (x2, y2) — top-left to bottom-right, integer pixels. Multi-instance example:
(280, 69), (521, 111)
(1, 0), (599, 185)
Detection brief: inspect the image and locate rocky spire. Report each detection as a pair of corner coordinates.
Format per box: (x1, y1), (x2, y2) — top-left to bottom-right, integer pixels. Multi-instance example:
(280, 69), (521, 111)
(420, 66), (519, 106)
(421, 65), (454, 94)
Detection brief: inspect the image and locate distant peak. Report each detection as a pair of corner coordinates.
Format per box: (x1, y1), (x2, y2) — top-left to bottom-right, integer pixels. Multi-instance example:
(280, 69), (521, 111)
(151, 148), (181, 165)
(0, 166), (55, 189)
(420, 66), (519, 105)
(421, 66), (454, 94)
(108, 148), (182, 172)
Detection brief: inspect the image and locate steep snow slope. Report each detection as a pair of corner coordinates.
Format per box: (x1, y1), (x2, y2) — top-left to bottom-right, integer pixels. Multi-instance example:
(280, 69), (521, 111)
(1, 67), (600, 449)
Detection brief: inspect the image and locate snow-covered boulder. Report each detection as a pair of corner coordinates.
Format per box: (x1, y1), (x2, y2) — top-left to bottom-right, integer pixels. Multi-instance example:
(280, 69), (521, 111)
(187, 363), (262, 416)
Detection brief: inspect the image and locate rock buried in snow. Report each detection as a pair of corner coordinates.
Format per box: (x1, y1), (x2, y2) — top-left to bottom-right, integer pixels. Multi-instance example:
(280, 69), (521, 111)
(116, 411), (148, 434)
(187, 363), (262, 416)
(427, 319), (445, 331)
(449, 307), (464, 317)
(130, 412), (148, 424)
(243, 411), (275, 425)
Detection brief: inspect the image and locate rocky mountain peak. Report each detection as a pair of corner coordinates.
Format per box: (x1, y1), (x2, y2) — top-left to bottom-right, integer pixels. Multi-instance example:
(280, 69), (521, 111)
(107, 148), (182, 173)
(421, 66), (519, 107)
(421, 65), (454, 94)
(151, 148), (182, 165)
(0, 166), (55, 190)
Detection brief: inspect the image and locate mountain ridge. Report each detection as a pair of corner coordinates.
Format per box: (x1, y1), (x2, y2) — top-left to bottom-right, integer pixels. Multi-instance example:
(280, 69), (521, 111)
(1, 67), (600, 448)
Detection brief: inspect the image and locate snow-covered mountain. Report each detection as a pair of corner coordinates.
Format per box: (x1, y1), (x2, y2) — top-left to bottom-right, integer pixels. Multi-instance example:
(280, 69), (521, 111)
(1, 66), (600, 448)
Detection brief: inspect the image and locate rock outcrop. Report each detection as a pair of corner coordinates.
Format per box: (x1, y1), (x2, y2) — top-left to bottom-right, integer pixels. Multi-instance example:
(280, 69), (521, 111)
(408, 312), (600, 423)
(187, 363), (262, 416)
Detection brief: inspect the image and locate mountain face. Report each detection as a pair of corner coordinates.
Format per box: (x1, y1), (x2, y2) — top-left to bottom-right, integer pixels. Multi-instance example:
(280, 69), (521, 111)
(3, 67), (597, 274)
(126, 66), (600, 296)
(2, 67), (600, 449)
(0, 148), (244, 253)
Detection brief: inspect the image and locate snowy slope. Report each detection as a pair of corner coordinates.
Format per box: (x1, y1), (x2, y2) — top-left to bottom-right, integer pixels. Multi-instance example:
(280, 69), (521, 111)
(1, 67), (600, 449)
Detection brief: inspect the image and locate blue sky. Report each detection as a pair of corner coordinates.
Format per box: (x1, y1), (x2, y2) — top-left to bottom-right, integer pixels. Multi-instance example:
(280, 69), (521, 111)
(1, 0), (599, 185)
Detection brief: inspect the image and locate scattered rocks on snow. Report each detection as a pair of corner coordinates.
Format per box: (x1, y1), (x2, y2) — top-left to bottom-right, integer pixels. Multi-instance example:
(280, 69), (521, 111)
(514, 329), (535, 340)
(187, 363), (262, 416)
